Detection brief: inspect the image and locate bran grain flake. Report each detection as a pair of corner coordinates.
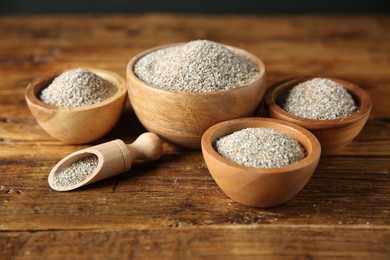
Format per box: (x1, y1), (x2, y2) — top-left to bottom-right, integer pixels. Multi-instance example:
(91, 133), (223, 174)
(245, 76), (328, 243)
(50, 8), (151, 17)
(40, 68), (117, 107)
(134, 40), (259, 92)
(53, 155), (98, 187)
(215, 128), (306, 168)
(277, 78), (357, 120)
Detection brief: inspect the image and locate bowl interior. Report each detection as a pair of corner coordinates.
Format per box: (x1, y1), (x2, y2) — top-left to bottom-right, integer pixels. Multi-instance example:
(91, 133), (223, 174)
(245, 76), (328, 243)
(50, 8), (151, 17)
(26, 68), (128, 111)
(265, 77), (372, 129)
(202, 117), (321, 174)
(127, 43), (266, 96)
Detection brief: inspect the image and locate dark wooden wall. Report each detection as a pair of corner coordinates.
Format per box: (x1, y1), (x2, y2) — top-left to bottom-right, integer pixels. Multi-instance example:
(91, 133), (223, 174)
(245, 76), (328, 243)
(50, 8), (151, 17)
(1, 0), (388, 14)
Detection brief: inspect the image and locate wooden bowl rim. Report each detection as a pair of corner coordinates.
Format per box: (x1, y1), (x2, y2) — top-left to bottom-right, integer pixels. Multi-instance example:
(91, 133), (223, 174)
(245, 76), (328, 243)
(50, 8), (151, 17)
(126, 42), (266, 96)
(265, 76), (372, 129)
(25, 67), (128, 112)
(201, 117), (321, 175)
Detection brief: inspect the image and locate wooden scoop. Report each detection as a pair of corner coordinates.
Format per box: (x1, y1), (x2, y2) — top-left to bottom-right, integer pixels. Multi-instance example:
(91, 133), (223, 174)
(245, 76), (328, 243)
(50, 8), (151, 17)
(48, 132), (163, 191)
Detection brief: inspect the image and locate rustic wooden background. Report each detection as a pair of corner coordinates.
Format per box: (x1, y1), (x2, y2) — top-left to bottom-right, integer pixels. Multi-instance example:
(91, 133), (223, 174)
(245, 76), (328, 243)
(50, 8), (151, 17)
(0, 14), (389, 258)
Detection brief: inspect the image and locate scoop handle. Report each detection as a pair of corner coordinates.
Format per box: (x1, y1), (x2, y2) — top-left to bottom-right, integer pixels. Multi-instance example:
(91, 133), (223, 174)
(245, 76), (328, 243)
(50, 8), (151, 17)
(126, 132), (163, 162)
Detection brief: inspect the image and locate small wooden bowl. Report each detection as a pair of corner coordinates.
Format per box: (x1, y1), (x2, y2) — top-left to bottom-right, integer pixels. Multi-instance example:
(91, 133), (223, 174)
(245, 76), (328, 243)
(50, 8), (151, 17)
(126, 43), (266, 149)
(201, 117), (321, 208)
(25, 68), (128, 144)
(265, 77), (372, 155)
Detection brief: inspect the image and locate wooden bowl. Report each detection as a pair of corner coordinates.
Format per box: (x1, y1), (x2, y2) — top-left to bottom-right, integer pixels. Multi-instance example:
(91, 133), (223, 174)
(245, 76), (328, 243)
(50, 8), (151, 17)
(25, 68), (128, 144)
(126, 43), (266, 149)
(201, 117), (321, 208)
(265, 77), (372, 155)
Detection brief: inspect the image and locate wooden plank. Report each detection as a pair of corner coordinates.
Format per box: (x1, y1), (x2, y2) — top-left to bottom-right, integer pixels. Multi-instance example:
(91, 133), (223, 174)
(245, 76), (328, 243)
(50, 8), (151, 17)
(1, 154), (389, 230)
(1, 227), (389, 259)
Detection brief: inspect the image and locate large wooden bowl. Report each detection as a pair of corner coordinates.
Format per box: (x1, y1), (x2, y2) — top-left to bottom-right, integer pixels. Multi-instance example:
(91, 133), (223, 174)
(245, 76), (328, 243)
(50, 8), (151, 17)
(201, 117), (321, 208)
(126, 43), (266, 149)
(265, 77), (372, 155)
(25, 68), (128, 144)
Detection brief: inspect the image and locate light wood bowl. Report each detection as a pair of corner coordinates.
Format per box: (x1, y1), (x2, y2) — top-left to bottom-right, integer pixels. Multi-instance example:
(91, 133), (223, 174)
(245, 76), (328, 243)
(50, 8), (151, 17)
(126, 43), (266, 149)
(265, 77), (372, 155)
(201, 117), (321, 208)
(25, 68), (128, 144)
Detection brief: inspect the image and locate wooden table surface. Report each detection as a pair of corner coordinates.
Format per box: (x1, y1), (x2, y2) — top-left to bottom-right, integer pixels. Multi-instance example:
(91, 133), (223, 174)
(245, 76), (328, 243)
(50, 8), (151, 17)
(1, 14), (389, 259)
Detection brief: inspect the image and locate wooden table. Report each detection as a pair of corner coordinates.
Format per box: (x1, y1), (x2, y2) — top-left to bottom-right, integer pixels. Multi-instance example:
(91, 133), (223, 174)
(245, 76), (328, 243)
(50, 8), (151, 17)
(1, 14), (389, 259)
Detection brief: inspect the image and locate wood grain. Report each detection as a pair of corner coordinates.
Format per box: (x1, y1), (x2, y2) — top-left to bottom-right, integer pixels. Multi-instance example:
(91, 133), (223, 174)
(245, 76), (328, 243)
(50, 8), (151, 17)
(0, 14), (389, 259)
